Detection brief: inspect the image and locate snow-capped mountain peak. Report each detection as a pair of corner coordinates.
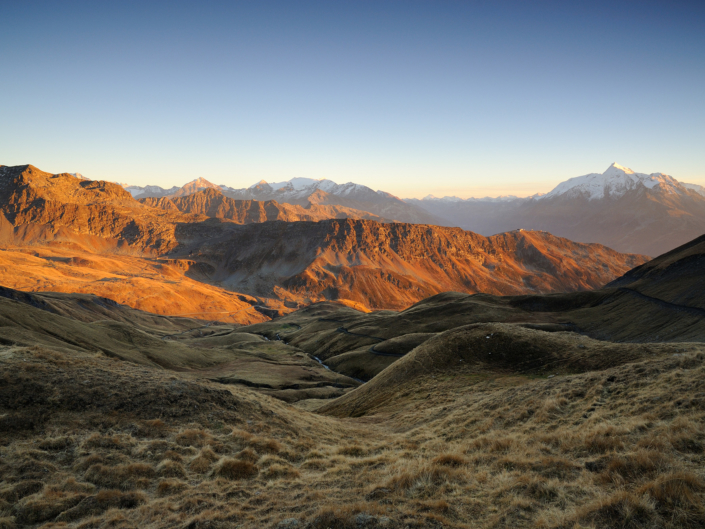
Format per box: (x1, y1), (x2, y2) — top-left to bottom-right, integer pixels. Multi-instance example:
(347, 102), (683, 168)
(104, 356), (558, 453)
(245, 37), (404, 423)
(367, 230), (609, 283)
(264, 177), (327, 191)
(121, 184), (181, 198)
(604, 162), (635, 176)
(187, 177), (213, 186)
(539, 163), (686, 201)
(420, 194), (464, 202)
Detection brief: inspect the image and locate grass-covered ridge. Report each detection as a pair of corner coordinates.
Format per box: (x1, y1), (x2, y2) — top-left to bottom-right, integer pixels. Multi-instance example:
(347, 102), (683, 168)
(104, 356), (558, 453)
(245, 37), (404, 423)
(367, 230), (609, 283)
(1, 327), (704, 528)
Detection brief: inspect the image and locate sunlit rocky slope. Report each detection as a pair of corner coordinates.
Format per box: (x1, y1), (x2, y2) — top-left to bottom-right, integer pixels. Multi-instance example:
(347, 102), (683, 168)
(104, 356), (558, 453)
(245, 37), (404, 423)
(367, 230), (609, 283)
(176, 218), (648, 310)
(0, 164), (647, 315)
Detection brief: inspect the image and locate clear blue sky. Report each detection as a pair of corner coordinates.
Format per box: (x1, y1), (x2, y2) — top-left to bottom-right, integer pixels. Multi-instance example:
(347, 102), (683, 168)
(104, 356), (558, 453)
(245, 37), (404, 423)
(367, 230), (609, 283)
(2, 0), (704, 198)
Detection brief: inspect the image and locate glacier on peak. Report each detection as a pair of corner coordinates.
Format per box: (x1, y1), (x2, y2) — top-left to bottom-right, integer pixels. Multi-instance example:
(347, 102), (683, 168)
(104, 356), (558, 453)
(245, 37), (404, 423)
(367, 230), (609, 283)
(538, 163), (685, 201)
(240, 177), (386, 199)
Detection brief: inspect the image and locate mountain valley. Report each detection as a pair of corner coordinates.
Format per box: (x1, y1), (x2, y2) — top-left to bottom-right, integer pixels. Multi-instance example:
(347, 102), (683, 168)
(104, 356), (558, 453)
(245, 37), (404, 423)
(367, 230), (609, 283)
(1, 163), (705, 528)
(6, 2), (704, 527)
(2, 232), (705, 528)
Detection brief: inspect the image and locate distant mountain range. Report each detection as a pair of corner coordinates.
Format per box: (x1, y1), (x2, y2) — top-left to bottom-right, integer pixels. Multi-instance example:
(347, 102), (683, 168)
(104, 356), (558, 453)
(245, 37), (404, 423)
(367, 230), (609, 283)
(140, 187), (388, 224)
(407, 163), (705, 256)
(125, 176), (438, 225)
(0, 164), (647, 312)
(120, 163), (705, 256)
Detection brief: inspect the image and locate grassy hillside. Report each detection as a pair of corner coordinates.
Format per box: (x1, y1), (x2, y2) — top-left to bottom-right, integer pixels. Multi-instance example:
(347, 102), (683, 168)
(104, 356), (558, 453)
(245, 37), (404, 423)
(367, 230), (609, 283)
(1, 329), (704, 528)
(3, 235), (705, 527)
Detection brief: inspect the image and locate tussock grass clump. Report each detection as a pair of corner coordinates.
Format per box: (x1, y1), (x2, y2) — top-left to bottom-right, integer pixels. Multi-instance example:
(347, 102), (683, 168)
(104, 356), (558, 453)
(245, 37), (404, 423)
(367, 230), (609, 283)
(572, 490), (657, 528)
(599, 450), (669, 485)
(175, 428), (211, 447)
(12, 490), (88, 525)
(230, 427), (254, 443)
(278, 448), (304, 463)
(83, 433), (135, 451)
(534, 397), (569, 422)
(214, 458), (258, 480)
(189, 447), (220, 473)
(156, 479), (188, 496)
(188, 456), (211, 474)
(433, 454), (467, 467)
(235, 448), (259, 462)
(231, 428), (281, 453)
(162, 449), (183, 462)
(74, 453), (112, 472)
(664, 418), (705, 454)
(510, 475), (561, 503)
(55, 489), (146, 522)
(249, 436), (282, 454)
(136, 418), (168, 437)
(301, 458), (329, 471)
(38, 435), (74, 450)
(12, 457), (57, 477)
(468, 436), (514, 454)
(258, 454), (289, 468)
(84, 462), (156, 489)
(582, 425), (627, 454)
(516, 456), (582, 479)
(48, 477), (96, 494)
(0, 480), (44, 504)
(384, 462), (463, 495)
(156, 459), (186, 478)
(337, 444), (367, 457)
(639, 472), (705, 521)
(262, 463), (300, 480)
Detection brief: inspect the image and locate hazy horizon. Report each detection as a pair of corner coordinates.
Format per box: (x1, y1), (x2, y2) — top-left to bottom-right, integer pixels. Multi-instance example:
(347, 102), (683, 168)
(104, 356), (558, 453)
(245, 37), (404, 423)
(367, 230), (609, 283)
(16, 160), (694, 201)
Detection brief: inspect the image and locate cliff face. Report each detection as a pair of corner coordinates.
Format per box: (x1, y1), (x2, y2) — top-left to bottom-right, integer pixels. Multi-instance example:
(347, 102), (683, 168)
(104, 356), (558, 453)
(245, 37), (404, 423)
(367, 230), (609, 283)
(0, 165), (195, 254)
(177, 219), (649, 310)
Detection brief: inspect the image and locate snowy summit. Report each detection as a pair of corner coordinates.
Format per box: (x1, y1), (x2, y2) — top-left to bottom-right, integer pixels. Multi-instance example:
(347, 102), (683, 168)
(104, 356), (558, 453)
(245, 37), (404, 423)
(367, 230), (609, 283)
(540, 163), (686, 200)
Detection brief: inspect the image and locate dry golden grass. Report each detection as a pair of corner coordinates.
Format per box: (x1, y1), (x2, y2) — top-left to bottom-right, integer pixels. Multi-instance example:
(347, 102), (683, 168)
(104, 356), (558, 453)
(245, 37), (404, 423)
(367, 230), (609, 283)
(1, 334), (704, 528)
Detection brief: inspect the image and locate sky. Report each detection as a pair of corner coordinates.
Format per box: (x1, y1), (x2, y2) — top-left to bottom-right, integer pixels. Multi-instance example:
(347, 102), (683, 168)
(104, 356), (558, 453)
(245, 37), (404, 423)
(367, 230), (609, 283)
(1, 0), (704, 199)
